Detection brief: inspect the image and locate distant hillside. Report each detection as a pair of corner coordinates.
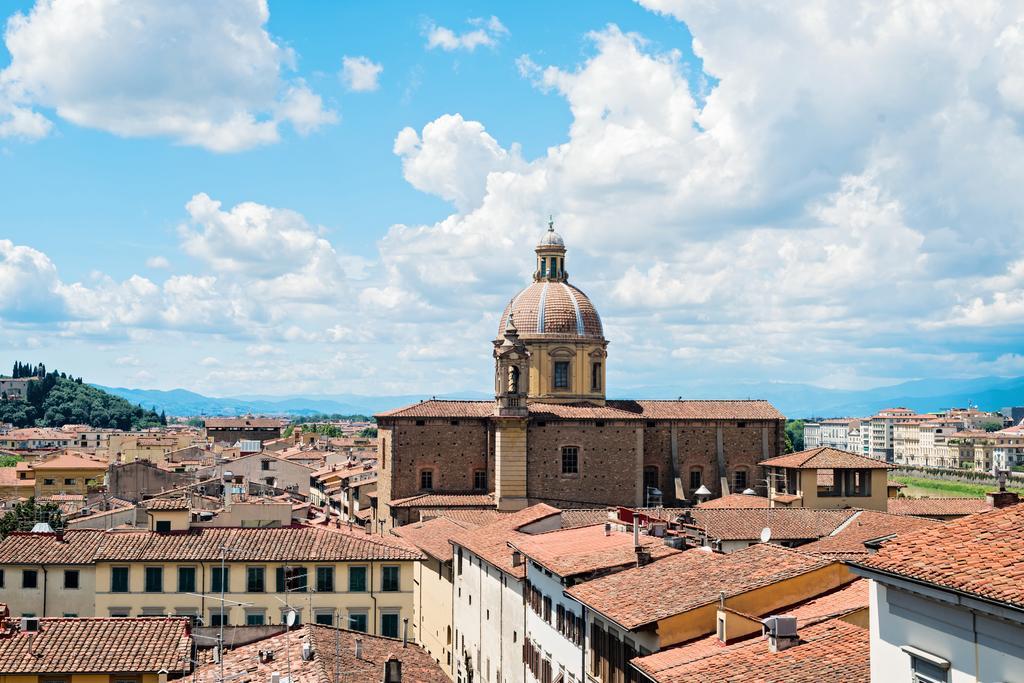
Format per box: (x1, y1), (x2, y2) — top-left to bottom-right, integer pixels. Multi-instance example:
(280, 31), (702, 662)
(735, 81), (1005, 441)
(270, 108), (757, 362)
(1, 362), (164, 429)
(96, 375), (1024, 419)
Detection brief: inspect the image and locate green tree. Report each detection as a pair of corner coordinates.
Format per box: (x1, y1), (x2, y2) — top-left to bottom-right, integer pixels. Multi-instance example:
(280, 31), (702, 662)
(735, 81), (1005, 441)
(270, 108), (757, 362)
(784, 419), (805, 453)
(982, 420), (1004, 432)
(0, 498), (64, 539)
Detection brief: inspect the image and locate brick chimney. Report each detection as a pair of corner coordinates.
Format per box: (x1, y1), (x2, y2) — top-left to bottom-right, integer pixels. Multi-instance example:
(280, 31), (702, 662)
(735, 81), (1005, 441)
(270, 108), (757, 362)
(762, 615), (799, 653)
(987, 470), (1020, 509)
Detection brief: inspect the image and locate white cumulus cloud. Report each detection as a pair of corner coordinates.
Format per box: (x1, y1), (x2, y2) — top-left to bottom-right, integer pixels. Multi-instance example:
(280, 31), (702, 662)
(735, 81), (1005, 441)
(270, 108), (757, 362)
(0, 0), (336, 151)
(340, 56), (383, 92)
(425, 16), (508, 52)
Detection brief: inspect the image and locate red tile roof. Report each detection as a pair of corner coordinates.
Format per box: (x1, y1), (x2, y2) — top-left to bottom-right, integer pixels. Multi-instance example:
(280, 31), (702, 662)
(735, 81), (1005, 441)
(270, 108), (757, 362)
(797, 510), (942, 558)
(885, 497), (991, 517)
(376, 399), (784, 421)
(558, 508), (614, 528)
(854, 502), (1024, 609)
(510, 524), (680, 578)
(392, 516), (476, 562)
(697, 493), (770, 509)
(637, 617), (869, 682)
(30, 451), (107, 471)
(634, 580), (868, 677)
(29, 525), (421, 563)
(389, 492), (495, 509)
(566, 544), (833, 630)
(450, 504), (562, 578)
(142, 497), (190, 510)
(0, 529), (106, 565)
(192, 623), (447, 683)
(687, 508), (857, 542)
(0, 617), (191, 673)
(760, 447), (891, 470)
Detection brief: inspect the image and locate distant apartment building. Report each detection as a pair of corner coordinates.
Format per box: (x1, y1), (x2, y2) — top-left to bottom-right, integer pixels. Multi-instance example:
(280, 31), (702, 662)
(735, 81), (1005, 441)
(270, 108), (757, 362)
(992, 422), (1024, 472)
(806, 418), (856, 450)
(866, 407), (919, 462)
(0, 376), (34, 400)
(204, 417), (283, 444)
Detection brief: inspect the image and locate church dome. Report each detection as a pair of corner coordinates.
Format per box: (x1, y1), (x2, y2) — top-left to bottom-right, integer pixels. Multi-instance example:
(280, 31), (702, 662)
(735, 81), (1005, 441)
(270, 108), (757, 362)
(498, 281), (604, 339)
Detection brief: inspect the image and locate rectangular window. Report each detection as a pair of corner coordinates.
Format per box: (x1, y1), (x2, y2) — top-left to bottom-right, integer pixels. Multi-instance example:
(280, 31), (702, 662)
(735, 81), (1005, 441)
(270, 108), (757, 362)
(63, 478), (76, 485)
(543, 596), (552, 623)
(247, 567), (265, 593)
(348, 611), (368, 632)
(63, 569), (79, 589)
(277, 566), (308, 593)
(211, 567), (229, 593)
(316, 566), (334, 592)
(111, 567), (129, 593)
(178, 567), (196, 593)
(554, 361), (570, 389)
(315, 611), (334, 626)
(420, 469), (434, 490)
(733, 470), (748, 491)
(43, 478), (55, 486)
(689, 469), (702, 490)
(591, 362), (601, 390)
(245, 610), (266, 626)
(22, 569), (38, 589)
(261, 460), (272, 471)
(817, 468), (839, 497)
(208, 611), (228, 627)
(0, 568), (4, 588)
(473, 469), (487, 490)
(847, 469), (871, 497)
(144, 567), (163, 593)
(910, 655), (949, 683)
(382, 565), (400, 592)
(349, 566), (367, 592)
(381, 611), (400, 638)
(561, 447), (579, 475)
(155, 520), (171, 533)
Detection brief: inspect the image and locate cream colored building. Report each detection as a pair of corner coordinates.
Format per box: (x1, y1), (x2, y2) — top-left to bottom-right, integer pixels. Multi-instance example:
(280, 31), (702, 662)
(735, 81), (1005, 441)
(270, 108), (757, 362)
(0, 524), (423, 639)
(761, 446), (891, 512)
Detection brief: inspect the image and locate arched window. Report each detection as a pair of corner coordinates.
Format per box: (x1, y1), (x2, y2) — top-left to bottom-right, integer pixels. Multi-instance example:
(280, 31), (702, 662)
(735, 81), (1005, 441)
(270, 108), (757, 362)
(508, 365), (520, 394)
(733, 468), (748, 492)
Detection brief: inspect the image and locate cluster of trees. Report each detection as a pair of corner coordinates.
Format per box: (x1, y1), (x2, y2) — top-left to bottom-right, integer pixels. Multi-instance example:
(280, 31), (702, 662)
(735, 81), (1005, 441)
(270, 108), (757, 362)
(291, 413), (373, 423)
(0, 361), (166, 430)
(784, 419), (805, 453)
(0, 498), (64, 539)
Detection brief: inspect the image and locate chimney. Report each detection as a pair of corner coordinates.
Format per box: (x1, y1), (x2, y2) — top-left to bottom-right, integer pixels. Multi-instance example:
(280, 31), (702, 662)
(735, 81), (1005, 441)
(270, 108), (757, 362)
(270, 673), (281, 683)
(301, 640), (313, 661)
(635, 546), (652, 567)
(604, 522), (611, 536)
(354, 638), (363, 660)
(54, 528), (65, 543)
(987, 470), (1020, 509)
(762, 615), (799, 652)
(158, 669), (169, 683)
(402, 618), (409, 647)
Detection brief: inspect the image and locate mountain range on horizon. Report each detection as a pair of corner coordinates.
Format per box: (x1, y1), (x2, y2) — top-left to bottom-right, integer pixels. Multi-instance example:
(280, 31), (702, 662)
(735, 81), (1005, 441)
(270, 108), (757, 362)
(96, 375), (1024, 420)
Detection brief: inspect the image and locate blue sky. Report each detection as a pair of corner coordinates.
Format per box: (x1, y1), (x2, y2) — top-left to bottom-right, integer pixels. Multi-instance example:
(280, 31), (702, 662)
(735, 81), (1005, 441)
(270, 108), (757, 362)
(1, 0), (1023, 398)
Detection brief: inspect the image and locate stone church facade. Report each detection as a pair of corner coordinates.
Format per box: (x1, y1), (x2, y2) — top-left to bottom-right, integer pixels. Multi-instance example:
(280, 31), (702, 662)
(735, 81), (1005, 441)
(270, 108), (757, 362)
(376, 223), (785, 525)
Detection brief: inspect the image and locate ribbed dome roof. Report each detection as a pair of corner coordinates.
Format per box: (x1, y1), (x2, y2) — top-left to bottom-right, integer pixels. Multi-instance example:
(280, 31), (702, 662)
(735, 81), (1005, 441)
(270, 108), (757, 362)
(499, 281), (604, 339)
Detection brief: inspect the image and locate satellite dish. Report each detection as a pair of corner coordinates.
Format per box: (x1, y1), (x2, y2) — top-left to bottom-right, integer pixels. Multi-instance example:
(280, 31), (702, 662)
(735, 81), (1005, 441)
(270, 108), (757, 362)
(760, 527), (772, 543)
(285, 610), (297, 627)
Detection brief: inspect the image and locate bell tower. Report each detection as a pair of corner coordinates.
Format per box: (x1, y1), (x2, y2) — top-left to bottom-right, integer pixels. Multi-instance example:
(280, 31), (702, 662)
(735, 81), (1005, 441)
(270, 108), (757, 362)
(493, 314), (529, 510)
(534, 218), (568, 283)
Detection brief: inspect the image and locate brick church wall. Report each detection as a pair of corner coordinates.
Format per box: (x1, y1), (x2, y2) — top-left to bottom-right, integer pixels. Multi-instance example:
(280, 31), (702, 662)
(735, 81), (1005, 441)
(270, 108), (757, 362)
(378, 418), (491, 503)
(526, 419), (640, 508)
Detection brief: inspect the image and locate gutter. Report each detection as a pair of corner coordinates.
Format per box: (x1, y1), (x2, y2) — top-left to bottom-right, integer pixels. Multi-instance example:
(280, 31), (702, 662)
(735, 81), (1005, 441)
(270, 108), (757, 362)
(848, 562), (1024, 619)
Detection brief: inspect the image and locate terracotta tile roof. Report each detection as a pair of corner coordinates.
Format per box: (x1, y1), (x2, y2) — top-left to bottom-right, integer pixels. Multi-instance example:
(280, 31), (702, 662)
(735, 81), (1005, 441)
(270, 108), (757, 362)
(142, 497), (190, 510)
(687, 508), (857, 542)
(637, 617), (869, 683)
(558, 508), (614, 528)
(389, 492), (495, 509)
(797, 510), (942, 558)
(0, 617), (191, 673)
(90, 525), (423, 562)
(697, 493), (770, 509)
(192, 623), (448, 683)
(392, 516), (475, 562)
(760, 447), (891, 470)
(204, 417), (283, 428)
(854, 502), (1024, 609)
(633, 580), (868, 677)
(511, 524), (680, 578)
(0, 529), (106, 564)
(885, 497), (991, 517)
(376, 400), (495, 419)
(0, 468), (33, 489)
(30, 452), (107, 471)
(420, 508), (514, 526)
(450, 504), (562, 578)
(566, 544), (833, 630)
(377, 399), (784, 421)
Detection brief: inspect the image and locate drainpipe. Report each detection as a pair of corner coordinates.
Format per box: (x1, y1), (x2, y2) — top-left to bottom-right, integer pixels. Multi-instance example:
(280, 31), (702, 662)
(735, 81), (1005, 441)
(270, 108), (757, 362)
(40, 565), (48, 617)
(370, 560), (378, 635)
(580, 605), (587, 682)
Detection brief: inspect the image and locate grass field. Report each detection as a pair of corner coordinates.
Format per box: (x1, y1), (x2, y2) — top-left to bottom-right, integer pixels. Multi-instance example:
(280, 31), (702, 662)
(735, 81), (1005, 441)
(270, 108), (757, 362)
(890, 474), (1024, 499)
